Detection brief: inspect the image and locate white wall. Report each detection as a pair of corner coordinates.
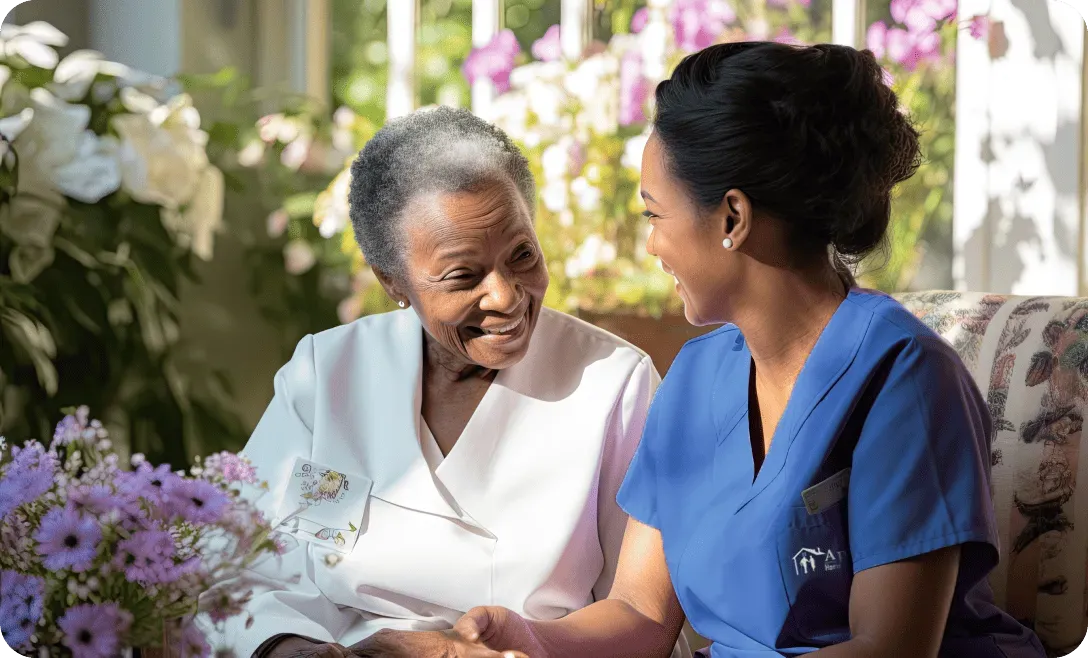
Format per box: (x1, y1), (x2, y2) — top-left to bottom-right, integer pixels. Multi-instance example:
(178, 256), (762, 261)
(953, 0), (1086, 296)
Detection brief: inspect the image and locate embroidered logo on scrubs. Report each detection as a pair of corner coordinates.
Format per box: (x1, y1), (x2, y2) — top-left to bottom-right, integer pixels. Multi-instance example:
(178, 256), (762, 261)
(792, 547), (848, 575)
(279, 457), (373, 554)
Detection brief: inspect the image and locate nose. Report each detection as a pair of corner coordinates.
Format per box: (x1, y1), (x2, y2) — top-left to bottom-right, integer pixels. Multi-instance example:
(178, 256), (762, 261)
(479, 270), (522, 314)
(645, 224), (657, 257)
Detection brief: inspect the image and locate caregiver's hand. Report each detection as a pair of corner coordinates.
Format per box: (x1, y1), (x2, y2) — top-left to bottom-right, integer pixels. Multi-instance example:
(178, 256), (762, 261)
(263, 636), (354, 658)
(454, 607), (546, 658)
(348, 628), (529, 658)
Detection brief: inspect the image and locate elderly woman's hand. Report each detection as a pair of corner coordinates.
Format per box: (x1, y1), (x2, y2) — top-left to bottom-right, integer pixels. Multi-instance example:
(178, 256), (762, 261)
(348, 629), (529, 658)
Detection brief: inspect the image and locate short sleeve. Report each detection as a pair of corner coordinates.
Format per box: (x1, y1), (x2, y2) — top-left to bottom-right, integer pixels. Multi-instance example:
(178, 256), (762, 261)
(616, 368), (669, 530)
(594, 355), (661, 599)
(848, 336), (999, 578)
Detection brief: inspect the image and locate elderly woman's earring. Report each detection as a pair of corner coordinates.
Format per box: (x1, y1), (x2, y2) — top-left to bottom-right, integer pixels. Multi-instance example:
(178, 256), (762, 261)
(398, 300), (406, 308)
(722, 237), (734, 250)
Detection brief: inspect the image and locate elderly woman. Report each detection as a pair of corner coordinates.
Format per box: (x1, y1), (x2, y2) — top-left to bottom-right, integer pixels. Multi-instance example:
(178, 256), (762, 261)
(217, 107), (685, 658)
(454, 42), (1047, 658)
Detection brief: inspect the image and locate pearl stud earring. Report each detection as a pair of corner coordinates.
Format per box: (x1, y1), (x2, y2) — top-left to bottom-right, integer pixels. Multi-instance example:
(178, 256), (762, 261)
(722, 237), (734, 250)
(398, 301), (406, 308)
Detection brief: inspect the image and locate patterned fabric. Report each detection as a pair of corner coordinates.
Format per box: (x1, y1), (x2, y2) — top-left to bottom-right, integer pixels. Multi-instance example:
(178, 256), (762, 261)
(895, 291), (1088, 656)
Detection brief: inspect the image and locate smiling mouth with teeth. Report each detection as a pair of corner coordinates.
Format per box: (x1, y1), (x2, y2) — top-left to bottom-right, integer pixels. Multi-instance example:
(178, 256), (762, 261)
(476, 310), (527, 336)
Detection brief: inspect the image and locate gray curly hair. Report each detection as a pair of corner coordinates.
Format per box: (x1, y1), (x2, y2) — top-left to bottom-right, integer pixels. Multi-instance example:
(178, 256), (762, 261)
(348, 106), (536, 279)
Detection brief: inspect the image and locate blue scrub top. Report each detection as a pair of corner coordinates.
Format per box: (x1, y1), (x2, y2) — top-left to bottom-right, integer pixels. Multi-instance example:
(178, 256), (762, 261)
(618, 289), (1045, 657)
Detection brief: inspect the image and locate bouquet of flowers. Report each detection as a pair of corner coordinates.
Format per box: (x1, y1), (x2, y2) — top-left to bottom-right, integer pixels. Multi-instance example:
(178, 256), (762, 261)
(0, 407), (282, 657)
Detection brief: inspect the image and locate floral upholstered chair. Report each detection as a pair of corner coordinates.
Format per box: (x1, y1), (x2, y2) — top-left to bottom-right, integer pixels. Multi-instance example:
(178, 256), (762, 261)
(894, 292), (1088, 656)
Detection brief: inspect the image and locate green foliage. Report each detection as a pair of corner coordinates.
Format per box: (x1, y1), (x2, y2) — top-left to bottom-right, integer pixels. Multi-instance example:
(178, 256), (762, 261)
(0, 41), (248, 466)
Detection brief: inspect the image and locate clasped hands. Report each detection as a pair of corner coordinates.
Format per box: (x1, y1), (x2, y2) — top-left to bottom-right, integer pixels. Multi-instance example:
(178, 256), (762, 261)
(266, 607), (535, 658)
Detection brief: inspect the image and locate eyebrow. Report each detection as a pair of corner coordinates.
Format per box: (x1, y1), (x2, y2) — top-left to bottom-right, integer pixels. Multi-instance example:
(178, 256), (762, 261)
(640, 190), (658, 204)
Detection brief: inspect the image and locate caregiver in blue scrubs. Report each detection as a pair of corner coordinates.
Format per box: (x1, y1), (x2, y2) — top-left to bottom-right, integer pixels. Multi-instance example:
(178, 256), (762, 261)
(453, 42), (1047, 657)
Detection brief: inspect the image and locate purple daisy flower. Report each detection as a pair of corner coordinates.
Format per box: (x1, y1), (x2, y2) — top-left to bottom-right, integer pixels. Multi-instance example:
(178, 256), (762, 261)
(58, 603), (132, 658)
(0, 571), (45, 649)
(66, 484), (119, 516)
(113, 529), (177, 584)
(0, 441), (57, 519)
(34, 507), (101, 572)
(117, 462), (178, 507)
(163, 478), (229, 525)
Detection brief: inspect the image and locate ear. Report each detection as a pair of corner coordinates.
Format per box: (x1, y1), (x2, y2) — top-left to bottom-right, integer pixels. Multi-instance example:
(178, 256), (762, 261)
(372, 266), (407, 307)
(719, 189), (753, 249)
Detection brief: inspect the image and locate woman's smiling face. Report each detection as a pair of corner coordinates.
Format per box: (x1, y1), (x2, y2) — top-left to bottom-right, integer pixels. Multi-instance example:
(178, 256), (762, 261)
(640, 132), (735, 327)
(394, 177), (550, 370)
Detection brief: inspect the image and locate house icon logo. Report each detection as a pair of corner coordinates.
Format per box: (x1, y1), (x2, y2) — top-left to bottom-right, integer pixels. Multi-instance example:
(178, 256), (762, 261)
(793, 547), (825, 576)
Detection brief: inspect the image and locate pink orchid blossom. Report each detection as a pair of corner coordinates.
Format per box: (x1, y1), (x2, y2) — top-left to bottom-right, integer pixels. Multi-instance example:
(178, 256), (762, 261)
(462, 29), (522, 93)
(619, 49), (650, 126)
(669, 0), (736, 52)
(532, 25), (562, 62)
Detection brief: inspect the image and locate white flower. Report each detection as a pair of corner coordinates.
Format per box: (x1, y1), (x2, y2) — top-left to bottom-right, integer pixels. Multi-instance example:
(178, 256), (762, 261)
(280, 137), (312, 171)
(237, 140), (265, 167)
(119, 86), (161, 115)
(509, 61), (566, 90)
(164, 165), (224, 260)
(13, 88), (122, 202)
(51, 132), (122, 203)
(540, 180), (568, 213)
(53, 50), (167, 102)
(526, 79), (564, 126)
(522, 130), (542, 149)
(0, 107), (34, 142)
(257, 113), (303, 144)
(564, 55), (618, 107)
(112, 95), (210, 209)
(541, 141), (570, 184)
(565, 234), (617, 278)
(488, 92), (529, 140)
(570, 176), (601, 212)
(333, 106), (355, 128)
(283, 240), (317, 275)
(15, 87), (90, 172)
(314, 167), (351, 238)
(0, 437), (5, 454)
(0, 22), (68, 69)
(622, 132), (650, 171)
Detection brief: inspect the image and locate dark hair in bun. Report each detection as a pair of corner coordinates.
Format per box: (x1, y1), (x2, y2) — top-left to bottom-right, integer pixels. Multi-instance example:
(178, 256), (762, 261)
(652, 41), (921, 265)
